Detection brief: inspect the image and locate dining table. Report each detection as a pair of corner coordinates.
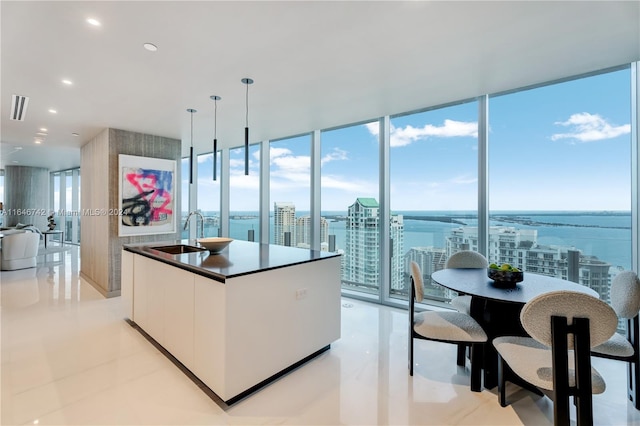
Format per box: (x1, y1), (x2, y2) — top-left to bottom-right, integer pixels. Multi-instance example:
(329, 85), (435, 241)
(431, 267), (599, 390)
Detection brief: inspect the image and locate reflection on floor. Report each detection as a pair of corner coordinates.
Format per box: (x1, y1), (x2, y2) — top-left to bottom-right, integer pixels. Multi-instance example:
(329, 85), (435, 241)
(2, 245), (640, 425)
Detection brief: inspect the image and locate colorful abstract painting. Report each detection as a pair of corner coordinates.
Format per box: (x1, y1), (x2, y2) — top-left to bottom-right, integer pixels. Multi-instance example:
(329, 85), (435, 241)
(119, 155), (176, 236)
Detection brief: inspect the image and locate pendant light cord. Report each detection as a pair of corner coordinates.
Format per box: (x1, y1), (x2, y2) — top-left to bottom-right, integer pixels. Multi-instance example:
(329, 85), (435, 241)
(214, 100), (218, 139)
(187, 108), (196, 184)
(245, 82), (249, 127)
(190, 111), (194, 147)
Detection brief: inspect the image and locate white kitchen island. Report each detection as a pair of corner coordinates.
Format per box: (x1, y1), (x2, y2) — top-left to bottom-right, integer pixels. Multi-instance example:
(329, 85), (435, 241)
(121, 240), (341, 405)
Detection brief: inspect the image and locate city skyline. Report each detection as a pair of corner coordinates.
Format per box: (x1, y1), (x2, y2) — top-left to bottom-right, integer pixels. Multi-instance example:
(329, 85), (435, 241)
(185, 67), (631, 212)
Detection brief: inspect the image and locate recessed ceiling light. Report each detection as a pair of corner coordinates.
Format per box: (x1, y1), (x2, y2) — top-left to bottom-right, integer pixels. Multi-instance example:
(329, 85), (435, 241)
(143, 43), (158, 52)
(72, 132), (79, 136)
(62, 79), (73, 85)
(36, 132), (47, 136)
(87, 18), (101, 26)
(40, 127), (47, 132)
(34, 140), (42, 145)
(48, 109), (57, 114)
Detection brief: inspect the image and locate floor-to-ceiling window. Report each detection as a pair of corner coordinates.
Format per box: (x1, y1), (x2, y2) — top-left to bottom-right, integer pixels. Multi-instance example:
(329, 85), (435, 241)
(389, 101), (479, 304)
(321, 121), (380, 295)
(488, 67), (632, 307)
(197, 152), (221, 237)
(270, 134), (311, 247)
(49, 168), (80, 244)
(184, 63), (636, 311)
(229, 144), (260, 241)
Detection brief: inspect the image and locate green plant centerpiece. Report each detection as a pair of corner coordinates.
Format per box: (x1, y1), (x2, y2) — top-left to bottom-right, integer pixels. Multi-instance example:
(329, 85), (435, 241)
(488, 262), (523, 288)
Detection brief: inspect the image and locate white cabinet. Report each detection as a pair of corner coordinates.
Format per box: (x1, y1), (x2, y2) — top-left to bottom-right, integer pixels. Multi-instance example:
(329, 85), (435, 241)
(192, 256), (341, 401)
(126, 246), (341, 404)
(132, 254), (150, 330)
(163, 267), (195, 369)
(136, 255), (165, 343)
(131, 253), (195, 368)
(193, 274), (226, 394)
(121, 249), (134, 319)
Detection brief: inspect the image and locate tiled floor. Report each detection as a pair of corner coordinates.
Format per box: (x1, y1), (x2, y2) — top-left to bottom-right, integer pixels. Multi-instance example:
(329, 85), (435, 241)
(2, 245), (640, 425)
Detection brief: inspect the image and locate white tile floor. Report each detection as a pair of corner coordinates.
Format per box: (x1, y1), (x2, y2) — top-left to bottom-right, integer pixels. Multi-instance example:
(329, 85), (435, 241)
(2, 245), (640, 425)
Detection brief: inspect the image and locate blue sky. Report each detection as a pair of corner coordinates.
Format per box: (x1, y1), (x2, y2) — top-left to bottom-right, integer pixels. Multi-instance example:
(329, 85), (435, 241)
(188, 67), (631, 212)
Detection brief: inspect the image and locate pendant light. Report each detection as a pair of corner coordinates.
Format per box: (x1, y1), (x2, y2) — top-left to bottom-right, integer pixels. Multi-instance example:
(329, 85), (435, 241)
(187, 108), (197, 184)
(241, 77), (253, 176)
(210, 95), (221, 181)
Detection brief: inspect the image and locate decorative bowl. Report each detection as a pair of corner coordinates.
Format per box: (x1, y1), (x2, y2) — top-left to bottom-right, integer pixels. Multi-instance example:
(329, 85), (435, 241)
(197, 237), (233, 254)
(488, 268), (523, 288)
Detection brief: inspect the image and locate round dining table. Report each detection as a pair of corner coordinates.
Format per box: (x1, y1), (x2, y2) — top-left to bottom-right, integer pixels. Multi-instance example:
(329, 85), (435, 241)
(431, 268), (599, 389)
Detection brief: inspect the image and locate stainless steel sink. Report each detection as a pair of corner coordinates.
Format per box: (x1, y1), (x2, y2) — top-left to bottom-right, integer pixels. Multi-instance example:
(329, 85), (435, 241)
(152, 244), (207, 255)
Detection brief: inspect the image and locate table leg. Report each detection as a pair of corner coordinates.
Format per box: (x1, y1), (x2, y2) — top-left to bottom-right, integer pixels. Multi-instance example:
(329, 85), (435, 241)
(470, 297), (527, 390)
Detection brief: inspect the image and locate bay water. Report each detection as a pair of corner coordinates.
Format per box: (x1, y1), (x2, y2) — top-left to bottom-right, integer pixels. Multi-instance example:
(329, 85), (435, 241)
(198, 211), (632, 270)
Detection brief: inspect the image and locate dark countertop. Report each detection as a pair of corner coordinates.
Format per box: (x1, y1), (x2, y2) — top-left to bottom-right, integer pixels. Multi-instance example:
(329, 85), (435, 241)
(123, 239), (341, 283)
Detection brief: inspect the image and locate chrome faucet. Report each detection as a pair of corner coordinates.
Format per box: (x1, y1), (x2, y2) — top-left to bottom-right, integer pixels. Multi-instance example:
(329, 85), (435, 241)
(184, 211), (204, 239)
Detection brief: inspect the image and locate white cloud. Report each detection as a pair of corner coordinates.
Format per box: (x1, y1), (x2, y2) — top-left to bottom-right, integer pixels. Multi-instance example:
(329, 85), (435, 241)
(229, 157), (259, 176)
(321, 148), (348, 166)
(271, 154), (311, 189)
(321, 175), (374, 193)
(551, 112), (630, 142)
(229, 158), (245, 168)
(365, 122), (379, 136)
(365, 119), (478, 147)
(270, 172), (310, 190)
(272, 155), (310, 173)
(451, 175), (477, 185)
(229, 171), (259, 189)
(269, 147), (310, 174)
(270, 147), (292, 159)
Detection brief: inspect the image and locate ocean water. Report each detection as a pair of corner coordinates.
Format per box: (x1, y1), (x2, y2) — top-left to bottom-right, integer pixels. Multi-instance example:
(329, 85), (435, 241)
(192, 211), (632, 270)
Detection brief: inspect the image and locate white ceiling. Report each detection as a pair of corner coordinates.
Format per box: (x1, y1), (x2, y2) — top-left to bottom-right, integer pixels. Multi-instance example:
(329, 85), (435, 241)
(1, 1), (639, 172)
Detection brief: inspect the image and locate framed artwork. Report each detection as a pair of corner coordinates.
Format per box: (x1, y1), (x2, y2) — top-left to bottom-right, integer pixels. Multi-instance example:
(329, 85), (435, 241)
(119, 154), (177, 236)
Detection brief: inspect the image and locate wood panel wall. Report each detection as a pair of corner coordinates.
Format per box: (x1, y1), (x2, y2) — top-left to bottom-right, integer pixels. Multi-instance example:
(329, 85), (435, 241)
(80, 129), (111, 295)
(81, 128), (181, 297)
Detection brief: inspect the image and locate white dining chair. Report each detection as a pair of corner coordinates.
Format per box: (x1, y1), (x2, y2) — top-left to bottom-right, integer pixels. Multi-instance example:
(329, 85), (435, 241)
(409, 261), (488, 392)
(445, 250), (489, 365)
(446, 250), (488, 314)
(493, 290), (618, 426)
(591, 270), (640, 409)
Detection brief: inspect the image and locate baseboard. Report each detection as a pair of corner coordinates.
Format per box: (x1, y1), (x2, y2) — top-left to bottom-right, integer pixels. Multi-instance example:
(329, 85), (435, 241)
(79, 271), (121, 298)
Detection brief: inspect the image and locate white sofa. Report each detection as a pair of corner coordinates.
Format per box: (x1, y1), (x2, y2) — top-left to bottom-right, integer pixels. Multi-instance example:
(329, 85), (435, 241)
(0, 224), (43, 236)
(0, 232), (40, 270)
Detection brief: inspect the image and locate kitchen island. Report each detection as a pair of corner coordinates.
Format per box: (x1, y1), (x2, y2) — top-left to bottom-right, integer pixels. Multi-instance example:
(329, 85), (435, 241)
(121, 239), (341, 405)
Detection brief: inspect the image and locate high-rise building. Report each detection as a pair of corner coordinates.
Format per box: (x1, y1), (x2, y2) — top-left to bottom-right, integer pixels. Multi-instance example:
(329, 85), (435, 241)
(390, 214), (404, 290)
(404, 247), (447, 300)
(446, 225), (611, 301)
(343, 198), (404, 291)
(273, 202), (296, 246)
(295, 215), (329, 248)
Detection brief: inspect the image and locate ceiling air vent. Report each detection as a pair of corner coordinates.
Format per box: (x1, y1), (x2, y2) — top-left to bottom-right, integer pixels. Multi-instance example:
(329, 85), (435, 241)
(10, 94), (29, 121)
